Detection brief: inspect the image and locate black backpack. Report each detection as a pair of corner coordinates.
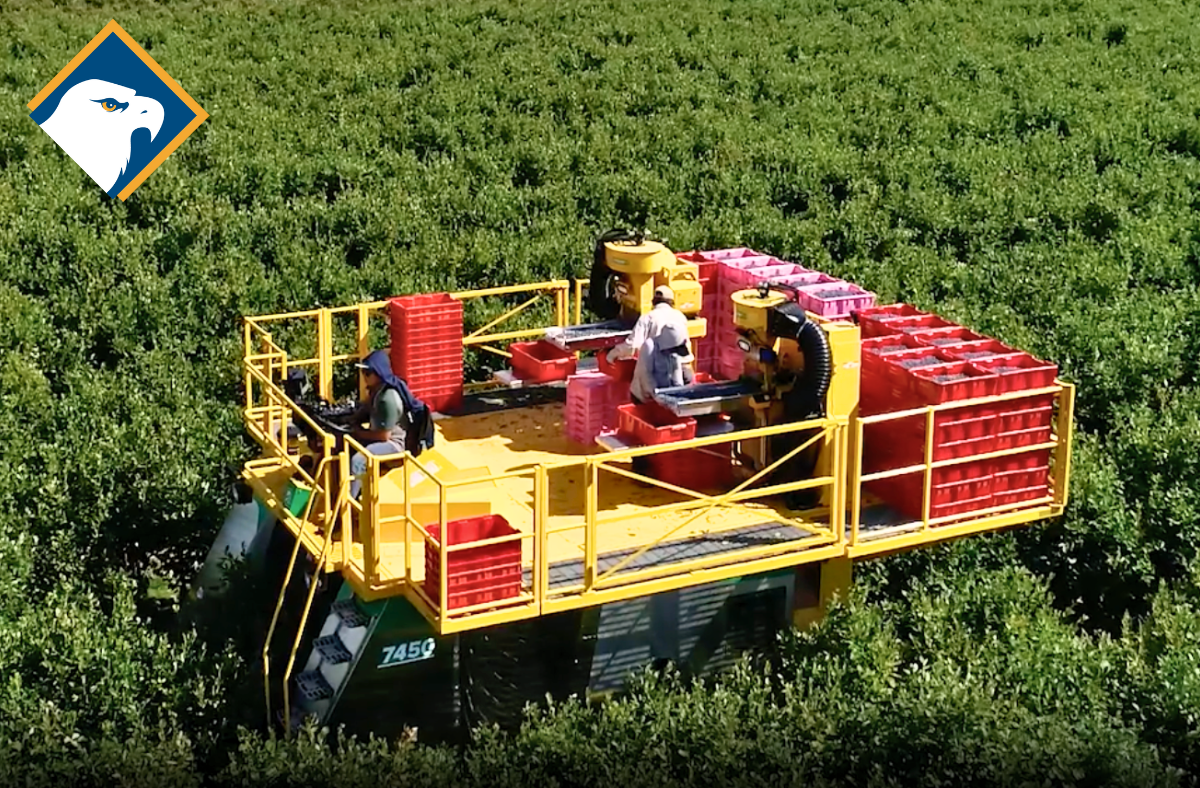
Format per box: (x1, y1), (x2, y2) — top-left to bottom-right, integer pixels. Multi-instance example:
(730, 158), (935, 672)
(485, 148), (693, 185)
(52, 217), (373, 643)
(390, 379), (435, 458)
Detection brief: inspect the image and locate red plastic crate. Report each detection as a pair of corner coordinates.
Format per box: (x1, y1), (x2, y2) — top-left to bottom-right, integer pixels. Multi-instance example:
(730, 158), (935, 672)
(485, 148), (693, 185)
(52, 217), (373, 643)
(909, 362), (998, 405)
(617, 402), (697, 445)
(909, 326), (988, 348)
(598, 351), (636, 381)
(969, 353), (1059, 393)
(886, 314), (957, 335)
(391, 292), (463, 323)
(994, 483), (1051, 508)
(857, 303), (928, 321)
(876, 347), (953, 400)
(646, 442), (733, 490)
(697, 260), (720, 296)
(941, 339), (1023, 363)
(424, 514), (522, 610)
(996, 400), (1054, 434)
(861, 334), (927, 378)
(989, 447), (1052, 474)
(675, 250), (708, 263)
(510, 340), (577, 383)
(994, 425), (1053, 451)
(857, 304), (931, 338)
(993, 466), (1049, 494)
(416, 388), (462, 413)
(888, 470), (993, 522)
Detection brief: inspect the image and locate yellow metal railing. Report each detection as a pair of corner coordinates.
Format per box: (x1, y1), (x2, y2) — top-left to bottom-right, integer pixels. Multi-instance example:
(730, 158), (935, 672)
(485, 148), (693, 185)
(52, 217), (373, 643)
(846, 380), (1075, 548)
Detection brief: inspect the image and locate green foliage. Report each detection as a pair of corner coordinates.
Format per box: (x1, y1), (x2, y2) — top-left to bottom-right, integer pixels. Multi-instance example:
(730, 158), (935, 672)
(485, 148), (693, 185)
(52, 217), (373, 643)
(3, 0), (1200, 782)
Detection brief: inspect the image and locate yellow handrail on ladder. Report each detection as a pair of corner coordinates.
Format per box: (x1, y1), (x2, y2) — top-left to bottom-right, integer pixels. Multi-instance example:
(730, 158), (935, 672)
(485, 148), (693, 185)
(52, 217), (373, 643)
(260, 455), (343, 730)
(281, 488), (343, 733)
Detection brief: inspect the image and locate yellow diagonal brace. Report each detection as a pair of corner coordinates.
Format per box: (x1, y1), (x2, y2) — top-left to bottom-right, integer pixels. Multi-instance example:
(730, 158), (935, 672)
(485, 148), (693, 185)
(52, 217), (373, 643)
(593, 425), (832, 584)
(464, 294), (543, 341)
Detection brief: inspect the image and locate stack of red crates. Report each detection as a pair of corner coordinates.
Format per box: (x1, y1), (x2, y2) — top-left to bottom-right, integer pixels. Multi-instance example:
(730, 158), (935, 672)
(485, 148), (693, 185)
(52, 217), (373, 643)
(858, 304), (1058, 521)
(390, 293), (464, 413)
(424, 514), (522, 611)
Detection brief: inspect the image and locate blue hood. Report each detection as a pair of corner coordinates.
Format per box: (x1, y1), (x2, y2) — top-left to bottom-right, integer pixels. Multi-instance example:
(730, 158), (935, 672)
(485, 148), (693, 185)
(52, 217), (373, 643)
(361, 349), (405, 393)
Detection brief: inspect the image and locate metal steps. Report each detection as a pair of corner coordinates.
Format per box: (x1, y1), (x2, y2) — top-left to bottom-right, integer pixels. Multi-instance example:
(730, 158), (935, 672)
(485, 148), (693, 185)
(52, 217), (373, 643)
(286, 596), (379, 729)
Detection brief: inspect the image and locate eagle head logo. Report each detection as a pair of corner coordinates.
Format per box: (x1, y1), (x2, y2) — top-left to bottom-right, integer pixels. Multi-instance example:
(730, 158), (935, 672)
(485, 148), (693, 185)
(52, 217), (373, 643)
(40, 78), (165, 193)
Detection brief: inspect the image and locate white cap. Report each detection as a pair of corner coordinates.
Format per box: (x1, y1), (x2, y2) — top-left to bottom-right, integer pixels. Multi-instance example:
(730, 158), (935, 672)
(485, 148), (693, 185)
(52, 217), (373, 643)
(653, 285), (675, 302)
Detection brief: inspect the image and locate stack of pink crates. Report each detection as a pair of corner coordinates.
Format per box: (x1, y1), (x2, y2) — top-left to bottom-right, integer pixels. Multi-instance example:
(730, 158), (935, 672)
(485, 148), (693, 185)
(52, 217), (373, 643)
(675, 246), (877, 380)
(565, 370), (629, 446)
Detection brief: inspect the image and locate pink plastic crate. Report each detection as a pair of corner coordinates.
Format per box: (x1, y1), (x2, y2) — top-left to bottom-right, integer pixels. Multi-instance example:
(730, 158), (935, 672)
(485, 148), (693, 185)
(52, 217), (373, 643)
(795, 280), (876, 318)
(745, 264), (801, 280)
(717, 254), (781, 270)
(774, 270), (826, 287)
(701, 247), (763, 261)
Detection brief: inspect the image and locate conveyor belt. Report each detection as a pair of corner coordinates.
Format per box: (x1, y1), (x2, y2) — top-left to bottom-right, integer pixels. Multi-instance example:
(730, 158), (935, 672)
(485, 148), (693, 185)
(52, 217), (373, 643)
(543, 320), (635, 351)
(654, 380), (761, 417)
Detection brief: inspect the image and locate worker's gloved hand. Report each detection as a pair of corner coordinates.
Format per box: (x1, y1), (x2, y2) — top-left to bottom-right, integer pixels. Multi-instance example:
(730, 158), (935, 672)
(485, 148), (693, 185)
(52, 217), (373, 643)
(606, 348), (619, 364)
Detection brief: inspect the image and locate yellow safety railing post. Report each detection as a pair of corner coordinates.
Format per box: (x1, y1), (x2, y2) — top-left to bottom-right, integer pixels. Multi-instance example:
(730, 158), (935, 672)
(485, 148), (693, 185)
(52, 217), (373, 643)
(243, 320), (253, 410)
(584, 462), (598, 591)
(439, 477), (448, 619)
(1053, 382), (1075, 508)
(364, 453), (380, 585)
(921, 408), (934, 530)
(357, 303), (370, 403)
(574, 279), (586, 326)
(850, 419), (864, 546)
(317, 309), (333, 402)
(536, 464), (549, 611)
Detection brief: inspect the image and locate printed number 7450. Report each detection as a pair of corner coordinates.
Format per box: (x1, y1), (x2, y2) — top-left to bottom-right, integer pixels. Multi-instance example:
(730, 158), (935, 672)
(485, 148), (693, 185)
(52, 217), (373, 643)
(379, 638), (435, 668)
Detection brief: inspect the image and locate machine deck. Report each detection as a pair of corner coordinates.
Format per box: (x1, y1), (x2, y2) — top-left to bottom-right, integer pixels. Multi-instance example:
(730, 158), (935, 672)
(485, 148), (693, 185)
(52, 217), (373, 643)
(353, 394), (906, 588)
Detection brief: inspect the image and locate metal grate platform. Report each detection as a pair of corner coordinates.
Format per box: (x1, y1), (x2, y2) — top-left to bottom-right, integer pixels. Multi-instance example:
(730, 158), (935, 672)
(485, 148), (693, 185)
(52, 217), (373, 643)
(521, 520), (826, 590)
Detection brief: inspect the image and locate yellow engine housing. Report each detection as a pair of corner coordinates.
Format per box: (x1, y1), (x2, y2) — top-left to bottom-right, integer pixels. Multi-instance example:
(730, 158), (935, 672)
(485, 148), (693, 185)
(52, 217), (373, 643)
(603, 240), (703, 317)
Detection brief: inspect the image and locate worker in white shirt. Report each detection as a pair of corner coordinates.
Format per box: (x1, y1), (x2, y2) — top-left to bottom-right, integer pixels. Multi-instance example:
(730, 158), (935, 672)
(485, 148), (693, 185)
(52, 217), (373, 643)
(630, 319), (691, 406)
(607, 285), (694, 399)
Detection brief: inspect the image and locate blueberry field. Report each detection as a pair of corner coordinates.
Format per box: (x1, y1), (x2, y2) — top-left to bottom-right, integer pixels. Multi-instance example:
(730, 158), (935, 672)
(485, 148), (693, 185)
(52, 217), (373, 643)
(3, 0), (1200, 784)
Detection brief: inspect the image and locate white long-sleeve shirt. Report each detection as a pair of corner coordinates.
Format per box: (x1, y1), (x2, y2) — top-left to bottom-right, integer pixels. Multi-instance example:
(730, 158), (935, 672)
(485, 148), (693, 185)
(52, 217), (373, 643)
(608, 303), (691, 362)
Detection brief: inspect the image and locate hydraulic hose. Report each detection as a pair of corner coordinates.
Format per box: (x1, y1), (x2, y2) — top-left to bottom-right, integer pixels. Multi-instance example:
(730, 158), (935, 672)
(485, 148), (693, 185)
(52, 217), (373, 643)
(766, 301), (832, 419)
(763, 298), (833, 509)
